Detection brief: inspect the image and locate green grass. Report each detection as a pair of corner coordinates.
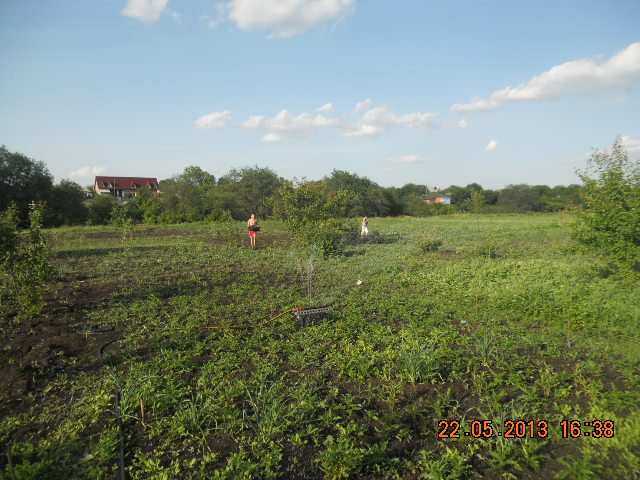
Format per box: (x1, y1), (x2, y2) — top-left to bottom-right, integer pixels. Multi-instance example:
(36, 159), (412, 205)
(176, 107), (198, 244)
(1, 213), (639, 479)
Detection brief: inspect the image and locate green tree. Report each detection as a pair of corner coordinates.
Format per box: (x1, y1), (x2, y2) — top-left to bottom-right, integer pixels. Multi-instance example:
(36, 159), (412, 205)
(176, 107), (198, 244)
(220, 166), (282, 218)
(497, 184), (540, 212)
(173, 165), (216, 187)
(470, 189), (486, 213)
(47, 179), (89, 226)
(403, 193), (431, 217)
(132, 188), (161, 223)
(0, 145), (54, 223)
(572, 138), (640, 271)
(444, 185), (472, 206)
(271, 179), (356, 255)
(87, 195), (117, 225)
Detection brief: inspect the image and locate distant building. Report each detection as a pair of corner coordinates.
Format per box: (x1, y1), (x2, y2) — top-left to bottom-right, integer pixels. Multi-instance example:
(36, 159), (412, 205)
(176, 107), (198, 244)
(94, 176), (159, 199)
(423, 186), (452, 204)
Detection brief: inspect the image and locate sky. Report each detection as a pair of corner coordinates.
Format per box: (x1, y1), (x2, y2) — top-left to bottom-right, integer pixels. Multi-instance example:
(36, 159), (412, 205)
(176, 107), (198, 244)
(1, 0), (639, 190)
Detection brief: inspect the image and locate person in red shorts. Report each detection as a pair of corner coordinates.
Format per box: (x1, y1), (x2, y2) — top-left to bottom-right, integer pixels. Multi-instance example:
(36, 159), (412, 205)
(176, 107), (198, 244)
(247, 213), (259, 249)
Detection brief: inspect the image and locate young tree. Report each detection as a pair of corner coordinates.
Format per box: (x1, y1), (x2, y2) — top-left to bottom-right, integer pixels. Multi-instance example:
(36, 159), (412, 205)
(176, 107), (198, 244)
(1, 202), (54, 319)
(271, 179), (356, 255)
(572, 137), (640, 271)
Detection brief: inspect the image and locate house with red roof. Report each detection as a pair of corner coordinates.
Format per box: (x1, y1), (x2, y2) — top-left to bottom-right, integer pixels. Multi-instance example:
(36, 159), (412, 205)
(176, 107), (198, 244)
(423, 186), (452, 205)
(93, 176), (159, 199)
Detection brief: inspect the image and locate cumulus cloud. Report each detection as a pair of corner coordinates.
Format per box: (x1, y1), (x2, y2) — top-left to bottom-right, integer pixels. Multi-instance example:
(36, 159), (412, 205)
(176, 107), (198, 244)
(223, 0), (355, 37)
(353, 98), (373, 113)
(484, 140), (499, 152)
(451, 42), (640, 112)
(237, 102), (446, 142)
(241, 115), (264, 129)
(457, 118), (469, 128)
(343, 105), (438, 138)
(388, 153), (433, 164)
(317, 103), (334, 112)
(241, 109), (342, 142)
(69, 165), (107, 178)
(621, 135), (640, 154)
(122, 0), (169, 23)
(194, 110), (232, 130)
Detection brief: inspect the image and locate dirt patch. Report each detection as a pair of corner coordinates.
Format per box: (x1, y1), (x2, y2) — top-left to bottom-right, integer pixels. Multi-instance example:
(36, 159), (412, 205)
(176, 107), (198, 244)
(78, 229), (293, 247)
(0, 272), (125, 420)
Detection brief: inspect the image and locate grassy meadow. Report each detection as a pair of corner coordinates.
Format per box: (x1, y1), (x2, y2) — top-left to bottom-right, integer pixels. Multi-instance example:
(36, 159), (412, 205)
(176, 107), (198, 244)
(1, 213), (639, 479)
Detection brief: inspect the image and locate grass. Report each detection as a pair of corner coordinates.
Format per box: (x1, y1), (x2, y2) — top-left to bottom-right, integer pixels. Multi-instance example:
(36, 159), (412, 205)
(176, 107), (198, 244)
(1, 214), (639, 479)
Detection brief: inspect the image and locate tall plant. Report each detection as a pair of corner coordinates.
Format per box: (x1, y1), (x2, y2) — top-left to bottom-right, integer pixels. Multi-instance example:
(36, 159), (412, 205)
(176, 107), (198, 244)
(0, 201), (55, 319)
(271, 179), (357, 256)
(572, 137), (640, 272)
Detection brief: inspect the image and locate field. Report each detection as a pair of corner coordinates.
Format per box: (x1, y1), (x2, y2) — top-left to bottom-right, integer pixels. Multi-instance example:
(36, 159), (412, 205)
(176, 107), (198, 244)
(1, 213), (639, 479)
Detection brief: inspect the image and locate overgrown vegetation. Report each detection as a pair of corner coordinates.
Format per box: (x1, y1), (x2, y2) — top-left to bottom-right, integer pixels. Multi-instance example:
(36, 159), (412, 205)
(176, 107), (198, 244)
(572, 137), (640, 273)
(0, 202), (54, 319)
(1, 214), (638, 479)
(271, 179), (357, 256)
(2, 145), (584, 231)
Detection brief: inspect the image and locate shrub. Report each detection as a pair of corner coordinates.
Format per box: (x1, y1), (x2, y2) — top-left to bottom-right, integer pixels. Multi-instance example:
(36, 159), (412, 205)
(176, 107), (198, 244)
(88, 195), (117, 225)
(418, 237), (443, 253)
(110, 203), (135, 250)
(0, 202), (54, 319)
(210, 209), (242, 246)
(303, 219), (351, 257)
(272, 179), (357, 256)
(572, 137), (640, 272)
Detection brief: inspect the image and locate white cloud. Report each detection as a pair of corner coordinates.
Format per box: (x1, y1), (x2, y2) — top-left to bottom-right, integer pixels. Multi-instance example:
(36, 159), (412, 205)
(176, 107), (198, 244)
(354, 98), (372, 113)
(241, 115), (265, 129)
(69, 165), (107, 178)
(457, 118), (469, 128)
(388, 153), (433, 164)
(343, 105), (438, 138)
(122, 0), (169, 23)
(194, 110), (232, 130)
(452, 42), (640, 112)
(317, 103), (334, 112)
(484, 140), (499, 152)
(238, 102), (443, 141)
(241, 109), (342, 142)
(224, 0), (355, 37)
(171, 11), (182, 23)
(621, 135), (640, 154)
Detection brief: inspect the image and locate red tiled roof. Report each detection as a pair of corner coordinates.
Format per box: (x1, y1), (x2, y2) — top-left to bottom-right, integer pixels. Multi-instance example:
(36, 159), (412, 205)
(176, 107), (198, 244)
(95, 176), (158, 189)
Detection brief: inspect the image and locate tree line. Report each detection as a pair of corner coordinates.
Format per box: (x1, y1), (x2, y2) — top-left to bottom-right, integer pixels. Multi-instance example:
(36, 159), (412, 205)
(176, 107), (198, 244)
(1, 144), (582, 228)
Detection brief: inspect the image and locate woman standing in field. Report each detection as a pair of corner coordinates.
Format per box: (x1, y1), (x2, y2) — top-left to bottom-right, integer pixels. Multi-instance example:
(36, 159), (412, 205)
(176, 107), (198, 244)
(247, 213), (259, 249)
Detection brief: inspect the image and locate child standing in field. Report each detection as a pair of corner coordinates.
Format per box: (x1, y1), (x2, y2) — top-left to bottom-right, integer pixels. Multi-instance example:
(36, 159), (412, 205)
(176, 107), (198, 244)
(361, 216), (369, 237)
(247, 213), (259, 249)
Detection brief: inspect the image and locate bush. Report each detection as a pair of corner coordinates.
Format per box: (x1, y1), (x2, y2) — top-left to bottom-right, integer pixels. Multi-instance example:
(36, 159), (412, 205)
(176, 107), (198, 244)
(572, 138), (640, 272)
(210, 209), (242, 246)
(303, 219), (352, 257)
(418, 237), (443, 253)
(88, 195), (117, 225)
(0, 202), (54, 319)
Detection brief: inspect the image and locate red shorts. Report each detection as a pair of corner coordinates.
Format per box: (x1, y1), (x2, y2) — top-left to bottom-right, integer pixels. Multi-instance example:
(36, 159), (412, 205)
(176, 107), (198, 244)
(249, 230), (256, 237)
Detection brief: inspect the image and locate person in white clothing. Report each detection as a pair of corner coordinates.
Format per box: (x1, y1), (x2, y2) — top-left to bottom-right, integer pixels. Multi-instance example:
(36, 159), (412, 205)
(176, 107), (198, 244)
(361, 216), (369, 237)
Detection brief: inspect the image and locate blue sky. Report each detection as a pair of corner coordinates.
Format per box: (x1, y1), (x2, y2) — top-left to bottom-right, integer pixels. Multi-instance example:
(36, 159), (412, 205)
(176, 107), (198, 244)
(1, 0), (639, 189)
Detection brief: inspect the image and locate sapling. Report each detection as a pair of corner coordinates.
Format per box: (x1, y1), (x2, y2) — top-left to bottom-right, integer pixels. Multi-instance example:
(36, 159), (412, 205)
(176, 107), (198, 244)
(0, 201), (54, 319)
